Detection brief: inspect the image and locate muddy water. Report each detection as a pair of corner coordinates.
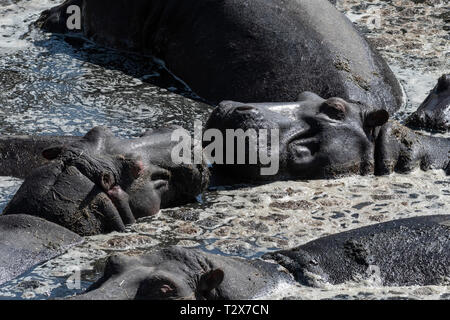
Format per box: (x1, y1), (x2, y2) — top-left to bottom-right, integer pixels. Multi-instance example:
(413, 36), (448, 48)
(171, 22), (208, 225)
(0, 0), (449, 300)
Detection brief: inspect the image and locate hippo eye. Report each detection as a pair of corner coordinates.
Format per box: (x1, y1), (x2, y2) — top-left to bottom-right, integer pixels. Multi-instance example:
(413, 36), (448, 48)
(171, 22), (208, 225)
(233, 105), (257, 113)
(135, 278), (178, 300)
(319, 100), (346, 120)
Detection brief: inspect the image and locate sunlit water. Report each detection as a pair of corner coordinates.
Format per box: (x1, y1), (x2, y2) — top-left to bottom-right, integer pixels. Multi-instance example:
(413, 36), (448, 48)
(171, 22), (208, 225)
(0, 0), (448, 300)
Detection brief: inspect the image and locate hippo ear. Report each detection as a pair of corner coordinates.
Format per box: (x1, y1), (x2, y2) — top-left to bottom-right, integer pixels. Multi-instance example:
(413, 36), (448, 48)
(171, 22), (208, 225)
(42, 146), (64, 160)
(198, 269), (224, 293)
(365, 110), (389, 128)
(436, 74), (450, 93)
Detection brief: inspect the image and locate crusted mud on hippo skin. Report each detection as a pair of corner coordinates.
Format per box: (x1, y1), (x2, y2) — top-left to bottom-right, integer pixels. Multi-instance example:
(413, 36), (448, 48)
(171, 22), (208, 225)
(374, 121), (450, 175)
(0, 214), (82, 286)
(406, 74), (450, 132)
(36, 0), (404, 113)
(2, 126), (209, 236)
(69, 215), (450, 299)
(206, 92), (449, 183)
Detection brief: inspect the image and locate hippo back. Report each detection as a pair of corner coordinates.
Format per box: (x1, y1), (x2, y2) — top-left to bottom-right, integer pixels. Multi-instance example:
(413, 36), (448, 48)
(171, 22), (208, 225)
(0, 214), (82, 286)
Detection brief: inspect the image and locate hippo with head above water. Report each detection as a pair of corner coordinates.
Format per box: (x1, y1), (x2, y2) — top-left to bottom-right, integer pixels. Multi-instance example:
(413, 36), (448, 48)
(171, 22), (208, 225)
(205, 92), (449, 183)
(36, 0), (404, 112)
(406, 74), (450, 132)
(71, 215), (450, 300)
(2, 126), (209, 236)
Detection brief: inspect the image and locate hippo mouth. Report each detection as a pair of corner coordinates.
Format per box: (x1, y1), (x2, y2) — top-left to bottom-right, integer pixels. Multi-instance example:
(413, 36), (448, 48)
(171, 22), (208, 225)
(289, 138), (319, 159)
(82, 165), (171, 225)
(286, 129), (320, 165)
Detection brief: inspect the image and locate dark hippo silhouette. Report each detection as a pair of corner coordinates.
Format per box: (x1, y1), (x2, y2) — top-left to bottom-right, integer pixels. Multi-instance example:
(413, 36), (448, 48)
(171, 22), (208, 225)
(36, 0), (404, 113)
(205, 92), (449, 183)
(2, 126), (209, 236)
(0, 214), (82, 286)
(406, 74), (450, 132)
(70, 215), (450, 299)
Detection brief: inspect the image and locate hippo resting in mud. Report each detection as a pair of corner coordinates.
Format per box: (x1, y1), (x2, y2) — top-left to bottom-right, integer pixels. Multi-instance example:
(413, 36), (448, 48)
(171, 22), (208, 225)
(71, 215), (450, 300)
(36, 0), (403, 113)
(205, 92), (449, 183)
(0, 215), (82, 286)
(2, 126), (209, 236)
(406, 74), (450, 132)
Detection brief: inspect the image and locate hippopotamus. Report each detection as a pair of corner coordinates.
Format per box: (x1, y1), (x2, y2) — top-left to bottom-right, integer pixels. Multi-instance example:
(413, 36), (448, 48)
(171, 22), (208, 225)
(205, 92), (449, 183)
(406, 74), (450, 132)
(36, 0), (404, 113)
(2, 126), (209, 236)
(0, 214), (82, 286)
(70, 215), (450, 299)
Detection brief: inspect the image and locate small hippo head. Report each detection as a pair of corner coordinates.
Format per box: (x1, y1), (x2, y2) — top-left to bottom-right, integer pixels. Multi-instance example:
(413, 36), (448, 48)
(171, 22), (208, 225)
(70, 246), (287, 300)
(70, 248), (227, 300)
(205, 92), (389, 182)
(4, 126), (209, 235)
(406, 74), (450, 131)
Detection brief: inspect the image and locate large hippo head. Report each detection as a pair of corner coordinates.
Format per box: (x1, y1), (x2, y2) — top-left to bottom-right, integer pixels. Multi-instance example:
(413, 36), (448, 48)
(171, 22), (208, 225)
(205, 92), (390, 182)
(70, 246), (288, 300)
(3, 126), (209, 236)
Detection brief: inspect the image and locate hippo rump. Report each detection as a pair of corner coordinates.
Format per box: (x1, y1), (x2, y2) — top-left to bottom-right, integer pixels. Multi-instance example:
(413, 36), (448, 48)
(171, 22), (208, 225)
(0, 214), (82, 286)
(406, 74), (450, 132)
(205, 92), (450, 183)
(36, 0), (404, 113)
(2, 126), (209, 236)
(70, 215), (450, 300)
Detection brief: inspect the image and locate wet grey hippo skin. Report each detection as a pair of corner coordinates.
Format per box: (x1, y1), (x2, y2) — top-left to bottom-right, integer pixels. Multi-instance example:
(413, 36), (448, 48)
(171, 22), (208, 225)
(70, 246), (289, 300)
(264, 215), (450, 287)
(72, 215), (450, 299)
(406, 74), (450, 132)
(0, 214), (82, 286)
(36, 0), (404, 113)
(205, 92), (449, 183)
(3, 126), (209, 236)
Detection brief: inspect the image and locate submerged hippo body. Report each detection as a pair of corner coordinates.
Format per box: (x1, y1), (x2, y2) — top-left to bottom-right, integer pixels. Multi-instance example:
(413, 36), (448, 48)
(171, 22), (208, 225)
(406, 74), (450, 132)
(72, 215), (450, 300)
(205, 92), (450, 183)
(3, 126), (209, 236)
(37, 0), (404, 112)
(0, 214), (82, 286)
